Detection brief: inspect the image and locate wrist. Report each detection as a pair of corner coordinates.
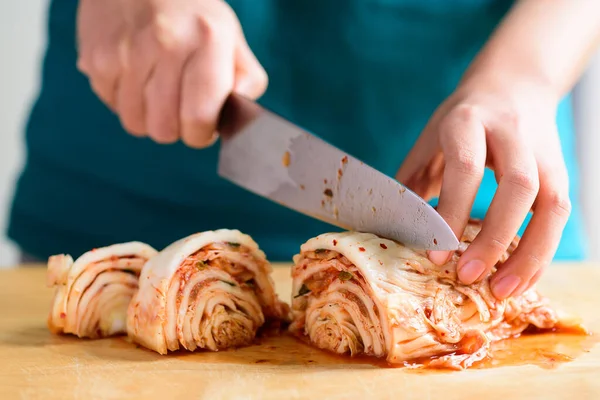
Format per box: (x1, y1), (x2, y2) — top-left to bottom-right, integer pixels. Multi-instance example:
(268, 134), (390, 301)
(456, 66), (560, 110)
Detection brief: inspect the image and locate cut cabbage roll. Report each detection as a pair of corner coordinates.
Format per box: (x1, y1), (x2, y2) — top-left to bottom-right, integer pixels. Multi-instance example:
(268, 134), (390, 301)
(290, 220), (584, 370)
(127, 229), (290, 354)
(47, 242), (158, 338)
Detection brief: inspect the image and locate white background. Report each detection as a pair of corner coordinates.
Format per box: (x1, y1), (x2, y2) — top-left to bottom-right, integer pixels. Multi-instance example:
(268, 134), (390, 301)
(0, 2), (598, 267)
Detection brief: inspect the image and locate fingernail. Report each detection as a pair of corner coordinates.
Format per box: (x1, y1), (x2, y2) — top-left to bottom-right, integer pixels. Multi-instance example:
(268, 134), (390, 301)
(491, 275), (522, 299)
(428, 250), (450, 265)
(458, 260), (486, 284)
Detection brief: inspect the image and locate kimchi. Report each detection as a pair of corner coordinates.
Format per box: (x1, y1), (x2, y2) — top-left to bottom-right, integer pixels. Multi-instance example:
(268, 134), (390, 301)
(290, 220), (584, 370)
(47, 242), (158, 338)
(127, 229), (290, 354)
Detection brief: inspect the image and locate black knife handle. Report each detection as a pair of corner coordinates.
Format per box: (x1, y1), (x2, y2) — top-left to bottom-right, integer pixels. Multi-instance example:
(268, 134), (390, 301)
(217, 93), (263, 141)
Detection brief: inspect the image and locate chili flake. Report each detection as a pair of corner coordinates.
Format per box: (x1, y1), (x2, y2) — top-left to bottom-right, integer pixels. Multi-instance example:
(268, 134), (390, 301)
(282, 151), (291, 167)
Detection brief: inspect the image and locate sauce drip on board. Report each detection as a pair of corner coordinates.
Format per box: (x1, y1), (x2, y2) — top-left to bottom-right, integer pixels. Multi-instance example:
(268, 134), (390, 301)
(166, 330), (597, 372)
(476, 332), (598, 370)
(391, 331), (597, 373)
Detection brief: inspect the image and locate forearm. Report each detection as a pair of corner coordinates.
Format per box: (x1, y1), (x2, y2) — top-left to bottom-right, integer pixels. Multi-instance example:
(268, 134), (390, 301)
(461, 0), (600, 99)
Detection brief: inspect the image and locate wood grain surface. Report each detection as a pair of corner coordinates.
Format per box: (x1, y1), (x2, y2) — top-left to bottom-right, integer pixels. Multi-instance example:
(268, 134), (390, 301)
(0, 263), (599, 400)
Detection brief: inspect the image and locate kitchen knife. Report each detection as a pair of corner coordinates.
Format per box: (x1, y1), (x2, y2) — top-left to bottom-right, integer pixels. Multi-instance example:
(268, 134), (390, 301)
(216, 94), (459, 251)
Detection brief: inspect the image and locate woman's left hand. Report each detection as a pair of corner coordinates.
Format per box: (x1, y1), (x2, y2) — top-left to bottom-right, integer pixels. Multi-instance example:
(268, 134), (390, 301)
(396, 75), (572, 300)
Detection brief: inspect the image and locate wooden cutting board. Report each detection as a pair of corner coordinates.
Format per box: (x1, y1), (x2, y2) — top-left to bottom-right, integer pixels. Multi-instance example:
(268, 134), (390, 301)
(0, 263), (599, 400)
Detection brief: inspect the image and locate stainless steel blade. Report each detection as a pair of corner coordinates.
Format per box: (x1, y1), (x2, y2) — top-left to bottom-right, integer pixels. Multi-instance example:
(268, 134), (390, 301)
(217, 94), (459, 250)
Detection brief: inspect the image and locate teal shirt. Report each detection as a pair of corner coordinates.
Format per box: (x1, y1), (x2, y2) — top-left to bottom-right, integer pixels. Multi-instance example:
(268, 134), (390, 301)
(8, 0), (587, 261)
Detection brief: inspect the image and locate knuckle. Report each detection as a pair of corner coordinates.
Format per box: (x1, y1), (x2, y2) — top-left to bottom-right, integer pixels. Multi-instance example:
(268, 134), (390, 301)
(237, 71), (269, 99)
(120, 114), (144, 135)
(486, 236), (510, 255)
(500, 108), (521, 131)
(180, 115), (215, 148)
(449, 147), (481, 177)
(195, 15), (219, 43)
(76, 56), (91, 74)
(526, 252), (543, 267)
(181, 107), (211, 127)
(196, 4), (239, 47)
(438, 105), (475, 140)
(451, 104), (479, 124)
(147, 116), (178, 143)
(181, 133), (213, 149)
(507, 169), (539, 197)
(545, 189), (572, 219)
(150, 130), (178, 144)
(474, 232), (512, 261)
(524, 252), (547, 273)
(438, 105), (484, 178)
(91, 49), (118, 78)
(152, 15), (192, 54)
(126, 127), (147, 137)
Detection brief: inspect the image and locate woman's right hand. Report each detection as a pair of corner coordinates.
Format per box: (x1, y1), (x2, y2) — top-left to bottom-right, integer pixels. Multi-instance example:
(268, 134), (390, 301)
(76, 0), (268, 148)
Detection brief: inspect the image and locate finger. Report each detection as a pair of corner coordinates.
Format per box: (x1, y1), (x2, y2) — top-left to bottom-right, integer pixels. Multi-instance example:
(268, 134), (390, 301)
(402, 154), (445, 202)
(115, 34), (155, 137)
(429, 105), (487, 266)
(144, 28), (193, 144)
(179, 30), (236, 149)
(233, 39), (268, 99)
(458, 132), (539, 285)
(144, 58), (186, 144)
(490, 163), (571, 299)
(80, 45), (122, 111)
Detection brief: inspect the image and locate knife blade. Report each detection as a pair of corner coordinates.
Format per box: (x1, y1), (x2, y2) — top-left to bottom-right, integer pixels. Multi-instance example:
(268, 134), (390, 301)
(216, 94), (459, 251)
